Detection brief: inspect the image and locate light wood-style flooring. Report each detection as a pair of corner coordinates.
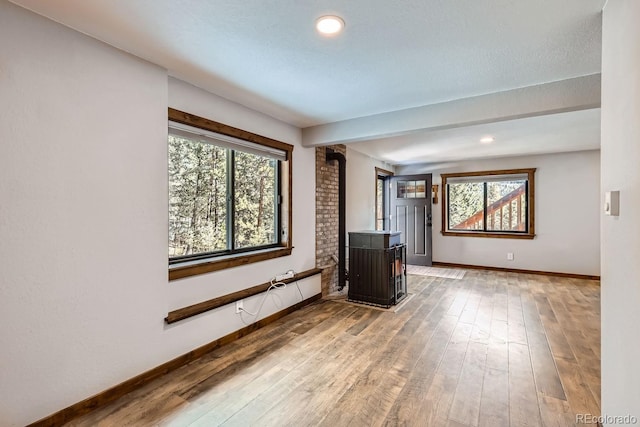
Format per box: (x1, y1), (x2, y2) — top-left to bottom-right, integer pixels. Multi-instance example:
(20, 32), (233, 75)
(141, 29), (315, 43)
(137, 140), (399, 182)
(67, 270), (600, 426)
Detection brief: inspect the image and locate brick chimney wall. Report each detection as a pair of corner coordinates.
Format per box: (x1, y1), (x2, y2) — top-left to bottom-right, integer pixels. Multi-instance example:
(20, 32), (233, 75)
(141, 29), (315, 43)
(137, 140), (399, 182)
(315, 145), (347, 296)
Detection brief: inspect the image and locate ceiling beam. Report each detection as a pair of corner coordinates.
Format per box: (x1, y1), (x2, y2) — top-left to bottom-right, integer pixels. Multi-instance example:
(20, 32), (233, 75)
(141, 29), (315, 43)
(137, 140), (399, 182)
(301, 74), (601, 147)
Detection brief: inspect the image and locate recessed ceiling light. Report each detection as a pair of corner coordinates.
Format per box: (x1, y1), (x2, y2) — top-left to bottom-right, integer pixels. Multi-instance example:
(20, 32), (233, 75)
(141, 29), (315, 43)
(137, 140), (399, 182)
(480, 136), (495, 144)
(316, 15), (345, 36)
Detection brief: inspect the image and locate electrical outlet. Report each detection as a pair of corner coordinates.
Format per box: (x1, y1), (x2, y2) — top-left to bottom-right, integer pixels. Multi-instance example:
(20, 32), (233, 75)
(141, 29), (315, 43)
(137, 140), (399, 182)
(507, 252), (514, 261)
(235, 300), (243, 314)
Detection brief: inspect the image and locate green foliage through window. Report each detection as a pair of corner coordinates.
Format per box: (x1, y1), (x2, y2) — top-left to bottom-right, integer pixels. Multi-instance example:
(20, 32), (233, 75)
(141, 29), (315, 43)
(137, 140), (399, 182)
(168, 133), (280, 261)
(449, 182), (485, 230)
(443, 169), (534, 237)
(234, 151), (277, 249)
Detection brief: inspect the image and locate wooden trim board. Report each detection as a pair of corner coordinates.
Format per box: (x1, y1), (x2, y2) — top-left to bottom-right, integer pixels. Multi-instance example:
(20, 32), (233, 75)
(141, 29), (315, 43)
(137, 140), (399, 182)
(168, 108), (294, 154)
(28, 293), (322, 427)
(166, 267), (322, 324)
(169, 247), (293, 281)
(432, 261), (600, 281)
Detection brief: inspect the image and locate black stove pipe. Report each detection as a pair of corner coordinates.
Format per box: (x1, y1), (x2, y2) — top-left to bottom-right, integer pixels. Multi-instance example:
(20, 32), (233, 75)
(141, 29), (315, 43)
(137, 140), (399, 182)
(326, 148), (347, 291)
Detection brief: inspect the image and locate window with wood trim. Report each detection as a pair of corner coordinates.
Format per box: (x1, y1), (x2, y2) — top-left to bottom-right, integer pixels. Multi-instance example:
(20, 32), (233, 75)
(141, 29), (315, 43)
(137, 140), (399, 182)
(375, 167), (393, 230)
(441, 168), (535, 239)
(168, 108), (293, 280)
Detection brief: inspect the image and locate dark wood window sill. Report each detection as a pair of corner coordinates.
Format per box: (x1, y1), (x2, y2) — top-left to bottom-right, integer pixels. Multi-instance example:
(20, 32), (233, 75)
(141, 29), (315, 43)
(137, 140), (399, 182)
(169, 246), (293, 281)
(441, 231), (535, 240)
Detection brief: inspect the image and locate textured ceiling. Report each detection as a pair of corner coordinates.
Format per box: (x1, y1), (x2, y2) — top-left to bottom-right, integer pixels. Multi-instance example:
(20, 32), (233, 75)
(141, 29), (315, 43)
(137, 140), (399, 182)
(9, 0), (606, 164)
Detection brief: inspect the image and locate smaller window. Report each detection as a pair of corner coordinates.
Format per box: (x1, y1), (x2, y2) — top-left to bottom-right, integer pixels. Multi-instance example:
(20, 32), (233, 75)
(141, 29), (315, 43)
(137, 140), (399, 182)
(375, 167), (393, 231)
(441, 168), (535, 239)
(395, 180), (427, 199)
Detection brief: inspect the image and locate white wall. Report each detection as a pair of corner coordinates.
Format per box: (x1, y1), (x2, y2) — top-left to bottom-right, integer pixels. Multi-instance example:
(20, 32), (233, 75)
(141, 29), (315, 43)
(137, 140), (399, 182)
(601, 0), (640, 421)
(346, 147), (394, 233)
(0, 3), (318, 426)
(165, 78), (318, 346)
(397, 150), (601, 276)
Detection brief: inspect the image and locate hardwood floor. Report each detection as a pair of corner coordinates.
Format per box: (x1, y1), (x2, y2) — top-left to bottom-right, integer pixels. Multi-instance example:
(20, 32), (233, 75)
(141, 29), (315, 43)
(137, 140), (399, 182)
(66, 270), (600, 426)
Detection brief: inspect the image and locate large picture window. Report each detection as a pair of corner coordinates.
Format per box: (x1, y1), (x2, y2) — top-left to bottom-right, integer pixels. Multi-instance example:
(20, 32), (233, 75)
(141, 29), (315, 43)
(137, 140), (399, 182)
(441, 168), (535, 239)
(168, 109), (293, 280)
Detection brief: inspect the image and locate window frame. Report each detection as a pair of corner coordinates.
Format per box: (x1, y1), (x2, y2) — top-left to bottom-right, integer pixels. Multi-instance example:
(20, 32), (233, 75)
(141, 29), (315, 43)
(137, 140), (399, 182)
(440, 168), (536, 240)
(168, 108), (294, 281)
(375, 167), (393, 231)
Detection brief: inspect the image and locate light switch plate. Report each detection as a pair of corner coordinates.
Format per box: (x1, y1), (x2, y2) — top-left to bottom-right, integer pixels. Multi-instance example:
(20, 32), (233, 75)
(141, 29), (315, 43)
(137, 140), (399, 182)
(604, 191), (620, 216)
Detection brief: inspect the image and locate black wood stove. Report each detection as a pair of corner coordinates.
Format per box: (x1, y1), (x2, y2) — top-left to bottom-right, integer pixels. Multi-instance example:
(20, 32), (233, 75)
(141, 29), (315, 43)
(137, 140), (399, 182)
(348, 230), (407, 308)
